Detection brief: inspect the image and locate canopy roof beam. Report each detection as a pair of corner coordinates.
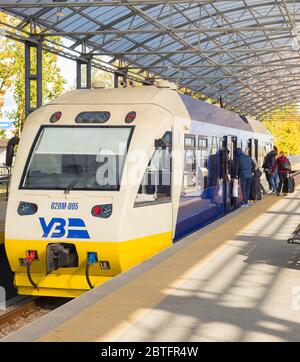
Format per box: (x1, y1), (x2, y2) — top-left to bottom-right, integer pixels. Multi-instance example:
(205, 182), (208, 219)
(2, 0), (300, 117)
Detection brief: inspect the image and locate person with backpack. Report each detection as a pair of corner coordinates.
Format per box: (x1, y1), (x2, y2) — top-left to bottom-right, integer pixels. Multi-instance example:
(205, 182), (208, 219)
(268, 150), (279, 194)
(276, 151), (291, 196)
(235, 148), (256, 207)
(262, 146), (278, 193)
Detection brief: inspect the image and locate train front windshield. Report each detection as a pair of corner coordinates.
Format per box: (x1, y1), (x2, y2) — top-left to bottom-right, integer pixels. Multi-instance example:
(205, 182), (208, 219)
(21, 126), (133, 190)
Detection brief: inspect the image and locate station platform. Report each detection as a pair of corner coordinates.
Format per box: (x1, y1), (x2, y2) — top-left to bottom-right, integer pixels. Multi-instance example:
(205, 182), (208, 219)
(3, 183), (300, 342)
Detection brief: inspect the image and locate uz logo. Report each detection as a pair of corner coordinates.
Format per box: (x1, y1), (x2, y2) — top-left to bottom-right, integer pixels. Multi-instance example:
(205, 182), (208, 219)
(39, 217), (90, 239)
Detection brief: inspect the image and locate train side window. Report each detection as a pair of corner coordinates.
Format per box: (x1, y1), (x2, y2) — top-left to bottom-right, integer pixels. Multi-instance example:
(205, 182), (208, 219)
(207, 136), (219, 187)
(240, 140), (248, 154)
(183, 135), (196, 194)
(219, 137), (225, 149)
(266, 143), (272, 154)
(198, 136), (208, 150)
(228, 136), (237, 178)
(254, 139), (258, 162)
(197, 136), (208, 190)
(134, 132), (172, 207)
(185, 135), (196, 149)
(259, 144), (265, 167)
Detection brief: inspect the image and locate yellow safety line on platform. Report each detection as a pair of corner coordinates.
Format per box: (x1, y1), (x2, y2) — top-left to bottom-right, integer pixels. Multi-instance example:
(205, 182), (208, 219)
(38, 193), (294, 342)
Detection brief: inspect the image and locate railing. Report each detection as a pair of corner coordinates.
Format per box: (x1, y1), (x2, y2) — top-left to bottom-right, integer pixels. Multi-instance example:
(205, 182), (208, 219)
(0, 165), (11, 201)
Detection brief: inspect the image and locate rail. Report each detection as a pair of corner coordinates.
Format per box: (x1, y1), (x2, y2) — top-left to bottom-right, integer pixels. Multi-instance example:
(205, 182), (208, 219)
(0, 297), (69, 339)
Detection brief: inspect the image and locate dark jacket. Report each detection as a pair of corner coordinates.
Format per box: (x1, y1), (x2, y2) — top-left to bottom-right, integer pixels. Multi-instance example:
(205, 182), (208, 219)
(276, 155), (290, 173)
(263, 150), (276, 172)
(235, 148), (255, 179)
(268, 150), (278, 175)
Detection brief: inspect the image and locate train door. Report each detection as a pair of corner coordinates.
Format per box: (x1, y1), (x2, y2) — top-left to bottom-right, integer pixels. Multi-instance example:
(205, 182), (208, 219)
(248, 139), (252, 158)
(220, 136), (228, 214)
(229, 136), (238, 210)
(220, 135), (237, 214)
(174, 134), (224, 240)
(229, 136), (237, 173)
(254, 139), (258, 163)
(134, 131), (173, 246)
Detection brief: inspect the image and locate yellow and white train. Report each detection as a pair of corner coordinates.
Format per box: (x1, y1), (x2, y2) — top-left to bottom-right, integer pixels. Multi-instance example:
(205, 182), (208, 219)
(4, 82), (273, 297)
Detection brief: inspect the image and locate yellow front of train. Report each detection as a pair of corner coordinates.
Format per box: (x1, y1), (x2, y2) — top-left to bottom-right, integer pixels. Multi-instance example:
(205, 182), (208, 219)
(4, 85), (187, 298)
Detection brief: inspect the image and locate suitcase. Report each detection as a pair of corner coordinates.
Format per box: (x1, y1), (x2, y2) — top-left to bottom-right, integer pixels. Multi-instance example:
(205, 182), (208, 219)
(284, 176), (295, 193)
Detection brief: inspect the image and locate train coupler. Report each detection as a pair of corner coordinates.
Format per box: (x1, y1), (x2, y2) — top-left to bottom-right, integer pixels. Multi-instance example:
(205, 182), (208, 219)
(46, 243), (78, 274)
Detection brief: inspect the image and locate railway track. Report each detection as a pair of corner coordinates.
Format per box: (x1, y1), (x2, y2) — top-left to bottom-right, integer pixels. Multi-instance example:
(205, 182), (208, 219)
(0, 297), (69, 339)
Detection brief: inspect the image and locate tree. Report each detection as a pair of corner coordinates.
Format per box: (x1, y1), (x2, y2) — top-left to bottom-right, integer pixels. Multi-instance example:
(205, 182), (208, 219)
(92, 68), (113, 88)
(261, 105), (300, 156)
(0, 12), (66, 136)
(0, 14), (16, 125)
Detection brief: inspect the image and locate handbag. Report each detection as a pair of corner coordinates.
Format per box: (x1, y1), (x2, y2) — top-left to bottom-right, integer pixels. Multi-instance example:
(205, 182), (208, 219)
(232, 178), (239, 198)
(283, 161), (291, 170)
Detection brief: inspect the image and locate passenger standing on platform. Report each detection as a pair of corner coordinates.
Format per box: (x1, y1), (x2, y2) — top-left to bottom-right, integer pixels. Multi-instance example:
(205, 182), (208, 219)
(262, 146), (278, 193)
(235, 148), (256, 207)
(276, 151), (291, 196)
(268, 149), (279, 194)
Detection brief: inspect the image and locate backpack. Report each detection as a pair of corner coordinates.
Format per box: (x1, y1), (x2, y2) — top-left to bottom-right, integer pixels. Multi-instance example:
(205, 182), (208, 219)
(253, 169), (262, 178)
(283, 160), (291, 170)
(262, 155), (271, 170)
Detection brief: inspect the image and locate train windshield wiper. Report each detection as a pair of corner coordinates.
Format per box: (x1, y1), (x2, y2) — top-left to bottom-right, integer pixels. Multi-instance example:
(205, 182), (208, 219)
(64, 158), (98, 194)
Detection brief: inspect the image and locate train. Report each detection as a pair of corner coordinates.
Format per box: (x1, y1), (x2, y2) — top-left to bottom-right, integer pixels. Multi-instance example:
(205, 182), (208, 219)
(4, 81), (273, 297)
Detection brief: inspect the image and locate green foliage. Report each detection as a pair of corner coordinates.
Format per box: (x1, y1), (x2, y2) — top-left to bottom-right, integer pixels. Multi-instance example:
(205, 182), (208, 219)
(262, 105), (300, 156)
(0, 12), (66, 136)
(92, 68), (113, 88)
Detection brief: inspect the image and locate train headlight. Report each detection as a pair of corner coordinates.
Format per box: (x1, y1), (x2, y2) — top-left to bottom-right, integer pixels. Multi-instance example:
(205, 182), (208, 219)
(75, 112), (110, 123)
(50, 111), (62, 123)
(17, 201), (38, 215)
(91, 204), (112, 218)
(125, 111), (136, 123)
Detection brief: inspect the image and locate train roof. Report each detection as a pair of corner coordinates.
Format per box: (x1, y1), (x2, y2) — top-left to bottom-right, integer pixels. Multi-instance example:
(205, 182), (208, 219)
(245, 117), (272, 136)
(179, 94), (271, 136)
(48, 86), (271, 136)
(49, 85), (180, 107)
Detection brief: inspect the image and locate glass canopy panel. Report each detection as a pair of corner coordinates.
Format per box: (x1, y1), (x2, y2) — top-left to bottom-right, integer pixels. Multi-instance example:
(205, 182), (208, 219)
(2, 0), (300, 116)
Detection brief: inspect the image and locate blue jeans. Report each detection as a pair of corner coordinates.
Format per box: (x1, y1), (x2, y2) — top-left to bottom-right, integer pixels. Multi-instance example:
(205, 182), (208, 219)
(240, 177), (252, 205)
(269, 171), (279, 192)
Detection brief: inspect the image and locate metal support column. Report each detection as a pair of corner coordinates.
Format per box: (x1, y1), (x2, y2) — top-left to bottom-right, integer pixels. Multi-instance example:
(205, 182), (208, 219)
(76, 56), (92, 89)
(25, 37), (43, 119)
(114, 68), (128, 88)
(143, 77), (155, 86)
(219, 83), (224, 108)
(114, 71), (119, 88)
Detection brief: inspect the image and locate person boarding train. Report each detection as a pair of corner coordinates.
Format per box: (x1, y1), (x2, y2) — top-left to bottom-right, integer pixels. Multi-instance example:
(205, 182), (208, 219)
(235, 148), (256, 207)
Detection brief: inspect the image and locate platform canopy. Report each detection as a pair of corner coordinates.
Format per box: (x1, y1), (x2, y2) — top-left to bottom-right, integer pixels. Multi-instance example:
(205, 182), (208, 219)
(1, 0), (300, 118)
